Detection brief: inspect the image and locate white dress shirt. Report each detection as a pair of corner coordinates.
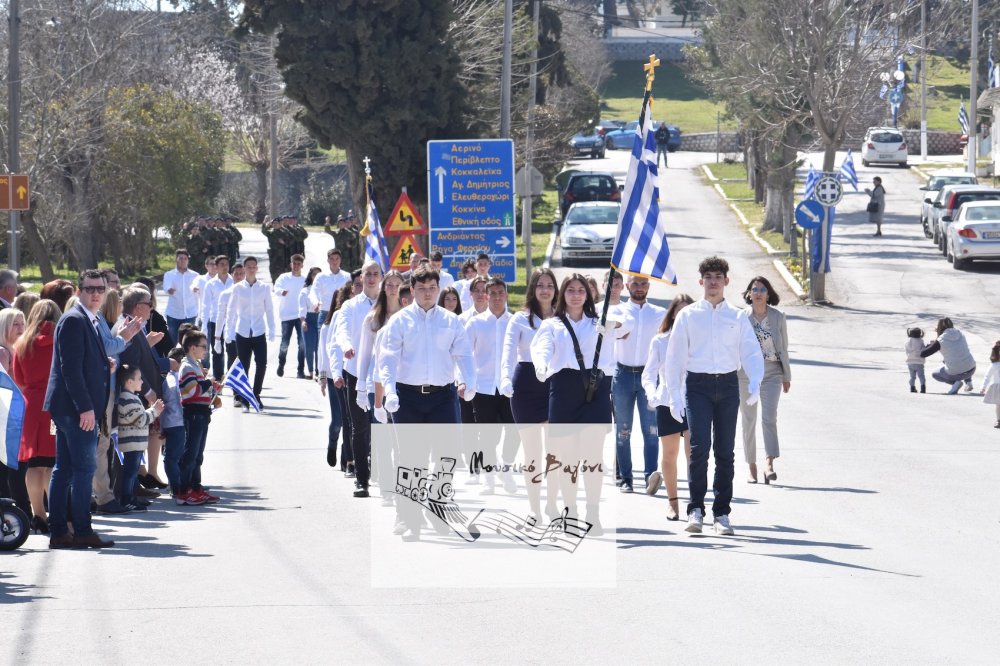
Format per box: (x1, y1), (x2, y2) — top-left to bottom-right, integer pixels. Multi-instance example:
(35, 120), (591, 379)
(191, 273), (213, 319)
(335, 293), (376, 376)
(614, 299), (665, 367)
(216, 284), (237, 341)
(459, 305), (486, 325)
(297, 288), (314, 320)
(456, 279), (474, 312)
(378, 303), (475, 395)
(500, 310), (548, 385)
(311, 270), (351, 313)
(465, 309), (512, 395)
(355, 310), (387, 393)
(162, 268), (200, 319)
(321, 312), (345, 381)
(530, 313), (631, 379)
(438, 269), (455, 290)
(273, 272), (306, 322)
(641, 332), (673, 406)
(664, 298), (765, 407)
(224, 279), (275, 342)
(201, 274), (233, 325)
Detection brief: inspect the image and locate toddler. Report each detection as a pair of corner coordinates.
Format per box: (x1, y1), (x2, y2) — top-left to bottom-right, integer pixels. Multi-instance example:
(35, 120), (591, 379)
(980, 340), (1000, 429)
(117, 365), (164, 511)
(905, 327), (927, 393)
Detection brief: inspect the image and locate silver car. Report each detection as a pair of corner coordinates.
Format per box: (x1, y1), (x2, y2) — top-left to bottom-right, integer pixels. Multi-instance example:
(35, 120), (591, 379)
(919, 172), (976, 237)
(946, 201), (1000, 270)
(559, 201), (620, 266)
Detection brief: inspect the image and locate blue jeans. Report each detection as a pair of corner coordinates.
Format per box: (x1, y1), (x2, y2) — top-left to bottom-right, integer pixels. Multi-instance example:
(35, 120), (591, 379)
(161, 425), (187, 494)
(48, 413), (99, 538)
(181, 413), (211, 490)
(685, 371), (740, 517)
(279, 319), (305, 375)
(166, 316), (196, 346)
(395, 384), (460, 424)
(120, 451), (143, 506)
(612, 364), (659, 485)
(326, 378), (343, 451)
(304, 312), (319, 375)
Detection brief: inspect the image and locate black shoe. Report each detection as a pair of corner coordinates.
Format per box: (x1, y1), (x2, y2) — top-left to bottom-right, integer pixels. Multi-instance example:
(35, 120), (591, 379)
(619, 482), (634, 494)
(30, 516), (49, 535)
(255, 396), (264, 411)
(138, 474), (157, 489)
(276, 365), (284, 377)
(296, 372), (307, 379)
(910, 386), (917, 393)
(327, 447), (337, 468)
(95, 499), (131, 514)
(995, 420), (1000, 429)
(353, 487), (370, 498)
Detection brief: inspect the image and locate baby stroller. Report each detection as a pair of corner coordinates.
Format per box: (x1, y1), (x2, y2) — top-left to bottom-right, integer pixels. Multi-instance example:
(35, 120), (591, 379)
(1, 497), (29, 551)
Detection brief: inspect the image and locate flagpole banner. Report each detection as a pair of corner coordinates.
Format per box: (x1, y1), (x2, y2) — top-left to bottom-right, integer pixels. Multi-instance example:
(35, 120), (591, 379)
(364, 178), (390, 272)
(223, 360), (261, 413)
(0, 369), (25, 470)
(959, 100), (970, 135)
(610, 96), (677, 284)
(804, 164), (818, 199)
(839, 150), (859, 192)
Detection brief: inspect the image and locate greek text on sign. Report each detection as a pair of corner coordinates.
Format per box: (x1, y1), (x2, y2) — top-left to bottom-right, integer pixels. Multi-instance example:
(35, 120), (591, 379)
(814, 175), (843, 207)
(389, 234), (422, 270)
(385, 192), (426, 236)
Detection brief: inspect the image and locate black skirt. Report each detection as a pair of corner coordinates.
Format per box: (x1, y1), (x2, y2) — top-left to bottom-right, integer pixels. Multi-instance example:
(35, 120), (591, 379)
(511, 362), (550, 423)
(548, 368), (613, 424)
(655, 405), (688, 437)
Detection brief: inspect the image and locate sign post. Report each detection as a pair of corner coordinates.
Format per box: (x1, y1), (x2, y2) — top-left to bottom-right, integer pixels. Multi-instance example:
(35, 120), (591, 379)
(809, 173), (843, 303)
(427, 139), (517, 283)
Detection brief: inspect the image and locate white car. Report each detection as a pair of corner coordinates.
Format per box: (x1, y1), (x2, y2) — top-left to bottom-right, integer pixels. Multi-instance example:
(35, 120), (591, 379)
(919, 172), (977, 237)
(861, 127), (908, 167)
(559, 201), (620, 266)
(945, 200), (1000, 270)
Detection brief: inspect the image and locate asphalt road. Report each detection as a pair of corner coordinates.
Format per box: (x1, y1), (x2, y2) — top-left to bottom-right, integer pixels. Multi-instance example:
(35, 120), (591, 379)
(2, 148), (998, 663)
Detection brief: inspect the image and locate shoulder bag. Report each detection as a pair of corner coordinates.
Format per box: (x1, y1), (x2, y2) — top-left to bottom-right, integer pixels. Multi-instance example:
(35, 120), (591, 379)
(558, 314), (605, 403)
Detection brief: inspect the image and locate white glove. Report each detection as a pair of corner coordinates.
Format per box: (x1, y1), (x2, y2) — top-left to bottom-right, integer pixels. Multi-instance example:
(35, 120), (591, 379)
(596, 324), (607, 335)
(499, 379), (514, 398)
(669, 404), (685, 423)
(745, 392), (760, 407)
(535, 366), (548, 383)
(355, 390), (370, 411)
(646, 394), (661, 409)
(213, 339), (222, 354)
(384, 393), (400, 413)
(374, 407), (388, 424)
(463, 388), (476, 402)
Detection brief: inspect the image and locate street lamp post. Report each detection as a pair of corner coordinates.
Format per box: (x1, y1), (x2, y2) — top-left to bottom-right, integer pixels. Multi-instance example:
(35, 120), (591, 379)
(968, 0), (979, 175)
(920, 0), (928, 160)
(7, 0), (21, 272)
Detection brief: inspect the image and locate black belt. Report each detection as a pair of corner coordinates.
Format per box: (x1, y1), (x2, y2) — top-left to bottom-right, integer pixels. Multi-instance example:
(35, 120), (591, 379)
(398, 383), (450, 394)
(617, 363), (644, 372)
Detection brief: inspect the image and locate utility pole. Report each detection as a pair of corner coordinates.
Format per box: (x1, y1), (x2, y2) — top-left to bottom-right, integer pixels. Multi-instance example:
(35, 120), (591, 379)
(969, 0), (979, 175)
(522, 0), (539, 283)
(920, 0), (927, 161)
(7, 0), (21, 272)
(268, 35), (279, 218)
(500, 0), (513, 138)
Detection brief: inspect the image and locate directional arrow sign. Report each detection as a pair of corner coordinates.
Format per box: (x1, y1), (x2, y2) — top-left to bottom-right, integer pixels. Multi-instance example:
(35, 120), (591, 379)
(434, 166), (446, 205)
(0, 174), (30, 212)
(795, 199), (824, 230)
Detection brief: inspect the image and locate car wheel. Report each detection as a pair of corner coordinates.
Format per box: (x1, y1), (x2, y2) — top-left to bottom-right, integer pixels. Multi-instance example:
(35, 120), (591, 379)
(952, 250), (969, 270)
(946, 241), (954, 263)
(862, 159), (870, 167)
(599, 147), (606, 159)
(939, 235), (948, 255)
(901, 162), (908, 168)
(562, 256), (574, 268)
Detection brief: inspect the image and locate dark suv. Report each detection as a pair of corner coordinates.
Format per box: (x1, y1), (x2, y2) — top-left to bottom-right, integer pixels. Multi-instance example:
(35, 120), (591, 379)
(560, 172), (622, 218)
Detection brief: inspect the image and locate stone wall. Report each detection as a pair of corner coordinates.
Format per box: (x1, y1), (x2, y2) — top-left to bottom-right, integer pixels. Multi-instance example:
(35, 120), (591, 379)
(680, 132), (741, 153)
(898, 130), (963, 156)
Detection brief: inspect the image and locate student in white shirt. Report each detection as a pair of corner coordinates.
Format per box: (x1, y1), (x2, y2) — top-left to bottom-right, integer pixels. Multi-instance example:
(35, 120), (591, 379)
(354, 271), (404, 414)
(224, 256), (276, 408)
(273, 254), (307, 378)
(322, 274), (362, 472)
(429, 251), (454, 289)
(201, 255), (234, 381)
(300, 267), (323, 380)
(162, 249), (201, 343)
(611, 274), (666, 495)
(214, 262), (244, 406)
(190, 257), (217, 327)
(664, 256), (764, 536)
(311, 248), (351, 321)
(452, 259), (476, 311)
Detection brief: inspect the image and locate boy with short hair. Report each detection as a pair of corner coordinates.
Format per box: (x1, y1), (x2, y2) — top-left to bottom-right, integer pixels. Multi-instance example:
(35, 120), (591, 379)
(177, 332), (220, 505)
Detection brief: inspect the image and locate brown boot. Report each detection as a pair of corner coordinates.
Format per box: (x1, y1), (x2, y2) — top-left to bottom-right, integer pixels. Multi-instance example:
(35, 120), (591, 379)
(72, 533), (115, 549)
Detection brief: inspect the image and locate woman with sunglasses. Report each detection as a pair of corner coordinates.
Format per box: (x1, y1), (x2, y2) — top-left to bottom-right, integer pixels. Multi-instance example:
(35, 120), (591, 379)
(738, 276), (791, 484)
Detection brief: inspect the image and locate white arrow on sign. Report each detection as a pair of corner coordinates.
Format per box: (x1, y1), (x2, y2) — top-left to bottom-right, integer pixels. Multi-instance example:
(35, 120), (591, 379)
(496, 236), (512, 249)
(435, 166), (446, 204)
(801, 208), (820, 224)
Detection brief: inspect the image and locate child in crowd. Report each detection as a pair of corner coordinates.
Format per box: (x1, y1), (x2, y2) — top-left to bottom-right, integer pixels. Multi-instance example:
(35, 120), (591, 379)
(178, 332), (220, 505)
(116, 365), (164, 512)
(980, 340), (1000, 429)
(905, 327), (927, 393)
(160, 348), (193, 502)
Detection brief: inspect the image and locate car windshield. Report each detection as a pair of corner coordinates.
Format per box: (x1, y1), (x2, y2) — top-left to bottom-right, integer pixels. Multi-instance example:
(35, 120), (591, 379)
(964, 206), (1000, 221)
(566, 206), (620, 225)
(930, 176), (976, 189)
(568, 176), (616, 195)
(870, 132), (903, 143)
(623, 121), (639, 132)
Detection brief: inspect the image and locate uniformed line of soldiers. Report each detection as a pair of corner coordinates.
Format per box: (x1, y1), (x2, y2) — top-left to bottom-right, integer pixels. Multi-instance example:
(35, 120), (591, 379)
(323, 211), (364, 275)
(262, 215), (310, 282)
(180, 216), (243, 269)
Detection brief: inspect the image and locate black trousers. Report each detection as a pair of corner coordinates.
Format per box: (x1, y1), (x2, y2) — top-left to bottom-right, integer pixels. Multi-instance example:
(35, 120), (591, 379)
(344, 372), (372, 487)
(235, 334), (268, 400)
(207, 322), (238, 382)
(472, 391), (518, 464)
(335, 384), (354, 470)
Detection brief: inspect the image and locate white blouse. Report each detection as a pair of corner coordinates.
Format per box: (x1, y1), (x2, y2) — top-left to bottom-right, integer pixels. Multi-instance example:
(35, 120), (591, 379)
(641, 331), (672, 406)
(500, 310), (547, 385)
(530, 314), (631, 379)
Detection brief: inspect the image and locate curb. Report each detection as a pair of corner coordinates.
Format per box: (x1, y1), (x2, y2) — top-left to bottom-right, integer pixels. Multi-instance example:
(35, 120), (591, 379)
(701, 164), (718, 181)
(772, 258), (806, 300)
(543, 224), (558, 269)
(728, 203), (787, 257)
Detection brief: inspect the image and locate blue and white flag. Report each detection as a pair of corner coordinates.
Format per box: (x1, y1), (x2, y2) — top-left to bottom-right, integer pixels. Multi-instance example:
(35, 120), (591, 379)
(110, 433), (124, 465)
(878, 83), (888, 100)
(959, 100), (970, 135)
(223, 360), (260, 413)
(895, 57), (906, 91)
(989, 39), (996, 89)
(361, 178), (390, 272)
(610, 96), (676, 284)
(839, 150), (859, 192)
(0, 369), (24, 470)
(803, 164), (818, 200)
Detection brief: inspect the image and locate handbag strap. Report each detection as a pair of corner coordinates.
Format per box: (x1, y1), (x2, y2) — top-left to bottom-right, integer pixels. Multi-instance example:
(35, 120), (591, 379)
(557, 313), (589, 374)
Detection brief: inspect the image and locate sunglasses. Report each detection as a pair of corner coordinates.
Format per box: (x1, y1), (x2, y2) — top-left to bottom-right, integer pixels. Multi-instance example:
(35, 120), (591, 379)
(82, 286), (107, 294)
(750, 287), (768, 294)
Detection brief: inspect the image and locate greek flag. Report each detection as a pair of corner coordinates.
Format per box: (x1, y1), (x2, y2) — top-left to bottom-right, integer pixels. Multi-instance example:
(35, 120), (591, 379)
(839, 150), (859, 191)
(803, 164), (818, 200)
(223, 360), (260, 413)
(959, 100), (970, 135)
(990, 40), (996, 89)
(878, 83), (888, 100)
(360, 178), (390, 271)
(0, 369), (25, 470)
(895, 57), (905, 91)
(610, 95), (676, 284)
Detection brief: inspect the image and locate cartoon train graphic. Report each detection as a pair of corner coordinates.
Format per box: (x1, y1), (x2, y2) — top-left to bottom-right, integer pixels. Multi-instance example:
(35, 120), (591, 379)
(395, 457), (457, 503)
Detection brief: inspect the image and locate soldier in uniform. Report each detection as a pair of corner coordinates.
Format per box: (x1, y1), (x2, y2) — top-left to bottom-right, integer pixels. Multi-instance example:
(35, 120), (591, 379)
(227, 216), (243, 263)
(185, 219), (208, 269)
(339, 211), (363, 273)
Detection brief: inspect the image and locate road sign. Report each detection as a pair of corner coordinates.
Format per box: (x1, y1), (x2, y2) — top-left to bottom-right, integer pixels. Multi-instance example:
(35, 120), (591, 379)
(515, 165), (544, 197)
(388, 234), (422, 270)
(0, 174), (29, 212)
(427, 139), (517, 282)
(889, 90), (903, 105)
(384, 192), (426, 236)
(814, 175), (843, 207)
(795, 199), (824, 230)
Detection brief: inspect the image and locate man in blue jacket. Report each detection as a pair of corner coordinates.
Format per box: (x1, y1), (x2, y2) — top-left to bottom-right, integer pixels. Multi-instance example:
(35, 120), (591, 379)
(45, 270), (116, 549)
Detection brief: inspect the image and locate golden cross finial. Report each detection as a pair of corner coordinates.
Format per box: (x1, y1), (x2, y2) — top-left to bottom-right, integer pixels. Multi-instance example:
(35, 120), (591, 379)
(644, 54), (660, 92)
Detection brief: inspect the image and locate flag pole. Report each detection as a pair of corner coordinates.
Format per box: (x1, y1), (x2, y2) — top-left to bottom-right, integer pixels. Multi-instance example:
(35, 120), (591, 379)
(588, 55), (659, 398)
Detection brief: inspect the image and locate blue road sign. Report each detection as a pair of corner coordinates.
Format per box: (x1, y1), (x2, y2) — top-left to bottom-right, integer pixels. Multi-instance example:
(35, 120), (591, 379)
(795, 199), (824, 230)
(427, 139), (517, 282)
(889, 90), (903, 105)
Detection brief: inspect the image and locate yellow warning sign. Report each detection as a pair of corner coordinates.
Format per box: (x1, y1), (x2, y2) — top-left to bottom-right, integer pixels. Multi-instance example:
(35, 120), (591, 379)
(384, 192), (426, 235)
(388, 234), (422, 270)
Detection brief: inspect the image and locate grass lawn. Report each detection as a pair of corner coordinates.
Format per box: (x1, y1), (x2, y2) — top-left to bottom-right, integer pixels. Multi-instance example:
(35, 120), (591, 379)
(909, 55), (973, 133)
(508, 189), (558, 310)
(600, 61), (737, 134)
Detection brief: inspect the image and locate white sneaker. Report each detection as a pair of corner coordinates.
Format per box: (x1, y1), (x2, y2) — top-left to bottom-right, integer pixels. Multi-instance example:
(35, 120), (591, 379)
(645, 471), (662, 496)
(685, 508), (703, 533)
(714, 515), (734, 536)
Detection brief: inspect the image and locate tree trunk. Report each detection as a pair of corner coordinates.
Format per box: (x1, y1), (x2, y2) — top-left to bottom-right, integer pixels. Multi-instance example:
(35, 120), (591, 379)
(61, 169), (99, 271)
(822, 142), (838, 173)
(253, 161), (268, 223)
(761, 125), (800, 239)
(18, 205), (55, 282)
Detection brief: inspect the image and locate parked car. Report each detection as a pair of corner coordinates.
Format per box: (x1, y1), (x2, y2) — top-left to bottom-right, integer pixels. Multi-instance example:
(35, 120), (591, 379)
(559, 201), (620, 266)
(595, 119), (624, 137)
(861, 127), (908, 167)
(919, 172), (977, 237)
(929, 185), (1000, 252)
(569, 130), (606, 159)
(945, 200), (1000, 270)
(604, 121), (682, 151)
(559, 172), (622, 218)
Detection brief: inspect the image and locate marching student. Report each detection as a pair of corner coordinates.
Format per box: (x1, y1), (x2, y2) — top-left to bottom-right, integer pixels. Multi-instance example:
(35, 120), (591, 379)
(324, 276), (362, 472)
(311, 248), (351, 324)
(224, 256), (275, 409)
(438, 286), (462, 315)
(355, 270), (405, 415)
(200, 255), (233, 382)
(215, 262), (245, 408)
(190, 256), (217, 328)
(274, 254), (307, 378)
(452, 259), (476, 308)
(429, 251), (454, 289)
(459, 276), (489, 324)
(162, 249), (201, 343)
(300, 267), (323, 380)
(335, 259), (384, 497)
(664, 256), (764, 536)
